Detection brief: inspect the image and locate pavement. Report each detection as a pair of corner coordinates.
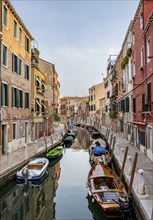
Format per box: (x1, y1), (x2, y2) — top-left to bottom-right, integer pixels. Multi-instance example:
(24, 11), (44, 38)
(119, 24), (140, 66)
(0, 123), (66, 177)
(99, 125), (153, 220)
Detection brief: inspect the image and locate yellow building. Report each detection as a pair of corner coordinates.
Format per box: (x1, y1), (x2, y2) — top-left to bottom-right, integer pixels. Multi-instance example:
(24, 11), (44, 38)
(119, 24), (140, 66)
(31, 49), (46, 140)
(59, 96), (89, 122)
(0, 0), (33, 153)
(52, 65), (60, 114)
(88, 82), (105, 126)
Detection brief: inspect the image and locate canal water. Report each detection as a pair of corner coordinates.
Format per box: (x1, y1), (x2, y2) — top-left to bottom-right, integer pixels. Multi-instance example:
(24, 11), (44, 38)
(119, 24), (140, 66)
(0, 134), (141, 220)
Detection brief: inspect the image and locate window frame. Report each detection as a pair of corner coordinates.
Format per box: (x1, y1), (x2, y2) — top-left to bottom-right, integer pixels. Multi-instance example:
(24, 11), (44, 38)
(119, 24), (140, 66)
(147, 38), (150, 63)
(19, 27), (22, 45)
(1, 82), (8, 106)
(14, 20), (18, 39)
(2, 44), (8, 67)
(3, 5), (8, 28)
(13, 123), (16, 140)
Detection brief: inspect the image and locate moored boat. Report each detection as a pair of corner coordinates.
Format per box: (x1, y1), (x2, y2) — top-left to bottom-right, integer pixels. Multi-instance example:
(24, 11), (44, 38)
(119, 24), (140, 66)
(46, 146), (63, 160)
(64, 135), (74, 144)
(89, 140), (111, 165)
(88, 162), (130, 218)
(16, 157), (49, 181)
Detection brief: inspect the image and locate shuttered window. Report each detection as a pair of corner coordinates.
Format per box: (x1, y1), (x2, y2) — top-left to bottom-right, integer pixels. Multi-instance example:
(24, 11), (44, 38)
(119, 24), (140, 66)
(1, 83), (8, 106)
(25, 92), (29, 109)
(133, 98), (136, 113)
(24, 64), (29, 80)
(12, 87), (23, 108)
(12, 54), (22, 75)
(125, 97), (129, 112)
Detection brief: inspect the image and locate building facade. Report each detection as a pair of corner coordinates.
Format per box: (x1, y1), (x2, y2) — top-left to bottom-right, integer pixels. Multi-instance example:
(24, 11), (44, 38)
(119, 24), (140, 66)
(0, 0), (33, 153)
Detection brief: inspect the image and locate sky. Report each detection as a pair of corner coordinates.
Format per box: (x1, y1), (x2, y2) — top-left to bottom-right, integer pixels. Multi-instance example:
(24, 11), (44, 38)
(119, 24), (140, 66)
(11, 0), (139, 97)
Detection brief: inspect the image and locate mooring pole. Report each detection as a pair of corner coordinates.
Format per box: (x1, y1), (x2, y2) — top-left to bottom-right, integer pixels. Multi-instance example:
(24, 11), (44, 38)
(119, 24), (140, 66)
(120, 146), (128, 179)
(128, 152), (138, 196)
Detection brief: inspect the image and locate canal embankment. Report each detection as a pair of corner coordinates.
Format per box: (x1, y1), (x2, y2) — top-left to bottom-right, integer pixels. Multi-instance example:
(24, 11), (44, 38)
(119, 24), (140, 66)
(0, 124), (66, 188)
(97, 125), (153, 220)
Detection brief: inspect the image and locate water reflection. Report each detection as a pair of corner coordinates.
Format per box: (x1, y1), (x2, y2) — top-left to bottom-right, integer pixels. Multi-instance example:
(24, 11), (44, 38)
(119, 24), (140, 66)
(0, 133), (137, 220)
(0, 159), (61, 220)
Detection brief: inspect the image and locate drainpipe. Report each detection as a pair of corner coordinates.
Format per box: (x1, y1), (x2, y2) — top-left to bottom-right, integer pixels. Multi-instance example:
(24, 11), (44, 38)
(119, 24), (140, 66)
(142, 0), (148, 150)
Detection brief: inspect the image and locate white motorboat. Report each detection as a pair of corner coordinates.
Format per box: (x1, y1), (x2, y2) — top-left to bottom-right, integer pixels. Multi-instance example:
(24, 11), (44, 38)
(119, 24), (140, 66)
(16, 157), (49, 181)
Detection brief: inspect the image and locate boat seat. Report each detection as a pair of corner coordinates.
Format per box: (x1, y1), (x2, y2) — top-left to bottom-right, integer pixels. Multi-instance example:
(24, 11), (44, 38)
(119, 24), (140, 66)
(27, 164), (43, 170)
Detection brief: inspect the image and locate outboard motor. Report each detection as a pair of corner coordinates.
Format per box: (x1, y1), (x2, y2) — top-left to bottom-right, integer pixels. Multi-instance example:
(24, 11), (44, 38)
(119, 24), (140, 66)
(118, 196), (130, 218)
(22, 167), (29, 177)
(102, 155), (107, 165)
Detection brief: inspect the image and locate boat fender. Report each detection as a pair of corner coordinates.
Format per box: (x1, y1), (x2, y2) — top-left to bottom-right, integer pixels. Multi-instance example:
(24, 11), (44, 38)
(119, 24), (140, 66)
(22, 168), (29, 178)
(92, 197), (94, 203)
(88, 190), (92, 197)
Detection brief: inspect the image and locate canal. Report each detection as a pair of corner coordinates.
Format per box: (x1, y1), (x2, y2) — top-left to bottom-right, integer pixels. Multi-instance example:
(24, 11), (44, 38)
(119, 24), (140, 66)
(0, 135), (141, 220)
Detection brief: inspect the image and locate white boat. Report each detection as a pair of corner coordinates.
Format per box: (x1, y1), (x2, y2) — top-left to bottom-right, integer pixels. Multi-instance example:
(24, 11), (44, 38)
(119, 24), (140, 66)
(16, 157), (49, 181)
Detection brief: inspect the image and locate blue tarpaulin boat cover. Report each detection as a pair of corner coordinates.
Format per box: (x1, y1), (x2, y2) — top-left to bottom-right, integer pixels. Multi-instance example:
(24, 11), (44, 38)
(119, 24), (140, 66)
(92, 146), (107, 155)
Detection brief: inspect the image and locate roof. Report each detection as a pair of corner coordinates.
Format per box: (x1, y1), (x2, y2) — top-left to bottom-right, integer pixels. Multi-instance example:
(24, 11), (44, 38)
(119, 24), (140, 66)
(4, 0), (33, 40)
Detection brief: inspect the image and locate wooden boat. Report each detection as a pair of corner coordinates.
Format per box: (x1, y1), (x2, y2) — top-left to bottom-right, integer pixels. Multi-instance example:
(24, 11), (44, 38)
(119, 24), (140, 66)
(89, 139), (111, 165)
(46, 146), (63, 160)
(16, 157), (49, 181)
(88, 162), (130, 218)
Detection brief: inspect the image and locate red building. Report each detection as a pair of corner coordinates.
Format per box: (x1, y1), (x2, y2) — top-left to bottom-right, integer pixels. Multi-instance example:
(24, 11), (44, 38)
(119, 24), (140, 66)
(143, 0), (153, 160)
(132, 0), (153, 160)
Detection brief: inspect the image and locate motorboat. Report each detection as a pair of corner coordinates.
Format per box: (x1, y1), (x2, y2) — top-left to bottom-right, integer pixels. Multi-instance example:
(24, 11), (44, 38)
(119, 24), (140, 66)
(16, 157), (49, 181)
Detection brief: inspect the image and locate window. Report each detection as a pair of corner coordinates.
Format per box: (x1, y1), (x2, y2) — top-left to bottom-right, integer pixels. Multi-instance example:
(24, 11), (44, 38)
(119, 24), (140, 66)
(138, 130), (145, 146)
(132, 32), (135, 44)
(125, 97), (129, 112)
(107, 91), (110, 99)
(41, 100), (45, 112)
(41, 80), (45, 91)
(3, 6), (8, 27)
(140, 11), (143, 29)
(14, 20), (17, 38)
(19, 27), (22, 44)
(35, 98), (40, 112)
(148, 127), (153, 152)
(2, 44), (8, 66)
(12, 87), (23, 108)
(25, 64), (29, 80)
(133, 98), (136, 113)
(142, 93), (145, 112)
(147, 82), (151, 111)
(25, 92), (29, 109)
(1, 83), (8, 106)
(133, 61), (136, 77)
(36, 76), (40, 87)
(121, 99), (125, 112)
(13, 124), (16, 139)
(25, 36), (30, 52)
(140, 46), (145, 68)
(147, 38), (150, 63)
(12, 54), (22, 75)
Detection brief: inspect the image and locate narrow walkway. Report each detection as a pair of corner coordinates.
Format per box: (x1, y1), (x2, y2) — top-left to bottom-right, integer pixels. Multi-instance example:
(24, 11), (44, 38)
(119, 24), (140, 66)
(100, 125), (153, 220)
(0, 124), (65, 177)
